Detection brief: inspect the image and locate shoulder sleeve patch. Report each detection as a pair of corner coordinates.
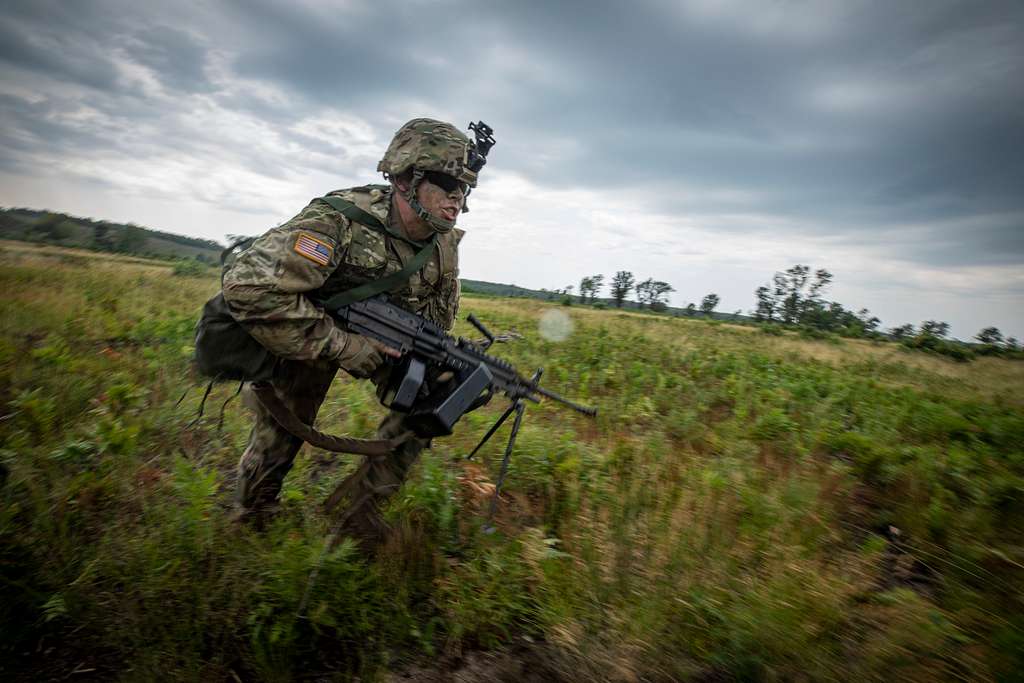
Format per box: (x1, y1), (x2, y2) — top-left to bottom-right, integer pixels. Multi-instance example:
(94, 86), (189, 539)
(294, 232), (333, 266)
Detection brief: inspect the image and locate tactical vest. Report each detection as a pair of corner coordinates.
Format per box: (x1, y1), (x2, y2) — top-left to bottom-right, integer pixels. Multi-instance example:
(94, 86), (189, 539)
(194, 186), (462, 381)
(313, 185), (463, 329)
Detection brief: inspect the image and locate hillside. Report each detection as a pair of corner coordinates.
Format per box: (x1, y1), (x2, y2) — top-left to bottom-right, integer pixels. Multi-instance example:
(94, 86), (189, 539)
(1, 244), (1022, 680)
(461, 278), (551, 299)
(0, 207), (223, 263)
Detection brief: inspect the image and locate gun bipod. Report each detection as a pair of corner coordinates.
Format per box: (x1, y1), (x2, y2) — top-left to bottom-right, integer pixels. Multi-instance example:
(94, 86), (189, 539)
(465, 368), (543, 532)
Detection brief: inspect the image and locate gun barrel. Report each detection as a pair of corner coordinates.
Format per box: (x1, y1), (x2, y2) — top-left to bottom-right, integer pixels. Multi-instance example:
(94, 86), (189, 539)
(534, 385), (597, 416)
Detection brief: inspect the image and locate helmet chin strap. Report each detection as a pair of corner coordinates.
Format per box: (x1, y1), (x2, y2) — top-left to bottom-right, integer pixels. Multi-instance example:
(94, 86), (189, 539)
(404, 169), (455, 234)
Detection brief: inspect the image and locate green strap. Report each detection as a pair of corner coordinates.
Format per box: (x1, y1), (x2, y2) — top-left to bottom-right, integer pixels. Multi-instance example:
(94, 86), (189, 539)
(323, 237), (436, 309)
(317, 193), (437, 309)
(315, 193), (436, 309)
(317, 195), (388, 232)
(317, 193), (427, 247)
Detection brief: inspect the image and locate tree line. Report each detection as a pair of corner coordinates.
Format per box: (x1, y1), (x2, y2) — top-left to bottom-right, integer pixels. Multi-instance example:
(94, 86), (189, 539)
(752, 264), (1020, 360)
(540, 271), (723, 318)
(541, 263), (1020, 362)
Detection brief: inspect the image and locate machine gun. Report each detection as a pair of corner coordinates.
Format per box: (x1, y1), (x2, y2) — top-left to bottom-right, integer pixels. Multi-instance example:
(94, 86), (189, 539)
(334, 295), (597, 520)
(335, 295), (595, 435)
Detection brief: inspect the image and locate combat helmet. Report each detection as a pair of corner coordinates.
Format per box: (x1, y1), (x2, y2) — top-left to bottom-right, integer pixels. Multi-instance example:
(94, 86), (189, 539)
(378, 118), (494, 233)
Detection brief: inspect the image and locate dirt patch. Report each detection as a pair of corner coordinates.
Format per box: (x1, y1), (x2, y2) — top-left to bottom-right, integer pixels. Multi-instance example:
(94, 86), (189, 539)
(385, 640), (572, 683)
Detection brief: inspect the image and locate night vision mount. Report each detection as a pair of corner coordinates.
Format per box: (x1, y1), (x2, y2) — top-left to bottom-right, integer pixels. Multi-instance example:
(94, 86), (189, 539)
(467, 121), (495, 174)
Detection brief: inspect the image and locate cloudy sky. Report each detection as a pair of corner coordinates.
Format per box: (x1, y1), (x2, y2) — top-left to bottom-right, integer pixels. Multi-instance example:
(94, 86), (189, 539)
(1, 0), (1022, 339)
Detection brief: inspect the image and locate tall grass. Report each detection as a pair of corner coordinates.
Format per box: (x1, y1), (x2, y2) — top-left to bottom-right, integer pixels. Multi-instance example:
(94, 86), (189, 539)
(1, 248), (1021, 680)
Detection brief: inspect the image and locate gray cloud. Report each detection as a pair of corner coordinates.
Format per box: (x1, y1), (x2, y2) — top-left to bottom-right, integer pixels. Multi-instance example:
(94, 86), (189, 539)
(0, 0), (1021, 335)
(119, 25), (213, 94)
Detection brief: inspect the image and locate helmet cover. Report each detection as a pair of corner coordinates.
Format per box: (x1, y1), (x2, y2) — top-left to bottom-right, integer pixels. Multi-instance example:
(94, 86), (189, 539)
(377, 118), (478, 188)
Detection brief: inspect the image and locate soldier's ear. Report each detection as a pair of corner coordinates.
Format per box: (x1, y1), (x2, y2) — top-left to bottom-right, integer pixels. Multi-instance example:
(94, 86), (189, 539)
(392, 170), (413, 193)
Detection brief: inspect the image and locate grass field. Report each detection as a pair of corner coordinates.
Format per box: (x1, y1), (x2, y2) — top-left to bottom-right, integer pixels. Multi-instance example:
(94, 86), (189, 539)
(1, 244), (1022, 681)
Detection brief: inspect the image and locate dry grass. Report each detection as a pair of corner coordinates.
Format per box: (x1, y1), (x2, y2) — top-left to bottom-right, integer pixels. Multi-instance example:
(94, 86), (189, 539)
(513, 302), (1024, 403)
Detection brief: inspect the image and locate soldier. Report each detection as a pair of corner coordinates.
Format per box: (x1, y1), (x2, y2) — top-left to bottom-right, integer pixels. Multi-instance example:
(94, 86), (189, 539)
(220, 118), (488, 544)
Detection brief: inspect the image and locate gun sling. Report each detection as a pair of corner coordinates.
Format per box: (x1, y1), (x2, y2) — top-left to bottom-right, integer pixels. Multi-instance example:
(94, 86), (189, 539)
(250, 383), (413, 456)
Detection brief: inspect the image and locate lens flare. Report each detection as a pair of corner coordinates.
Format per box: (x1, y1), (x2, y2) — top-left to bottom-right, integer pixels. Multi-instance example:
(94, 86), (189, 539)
(538, 310), (574, 342)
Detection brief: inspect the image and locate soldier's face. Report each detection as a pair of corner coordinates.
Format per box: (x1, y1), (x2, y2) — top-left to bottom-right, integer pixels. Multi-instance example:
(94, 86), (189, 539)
(418, 173), (466, 224)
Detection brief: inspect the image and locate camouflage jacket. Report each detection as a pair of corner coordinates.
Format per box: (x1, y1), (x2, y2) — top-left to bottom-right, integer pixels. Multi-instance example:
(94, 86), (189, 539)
(222, 185), (463, 363)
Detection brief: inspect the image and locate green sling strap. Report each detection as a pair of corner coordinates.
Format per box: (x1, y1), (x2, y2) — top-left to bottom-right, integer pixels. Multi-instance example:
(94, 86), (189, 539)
(317, 193), (423, 246)
(318, 194), (389, 233)
(316, 195), (437, 310)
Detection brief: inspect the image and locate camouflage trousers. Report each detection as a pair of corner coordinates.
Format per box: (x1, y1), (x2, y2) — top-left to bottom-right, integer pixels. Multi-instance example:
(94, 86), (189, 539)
(236, 358), (427, 545)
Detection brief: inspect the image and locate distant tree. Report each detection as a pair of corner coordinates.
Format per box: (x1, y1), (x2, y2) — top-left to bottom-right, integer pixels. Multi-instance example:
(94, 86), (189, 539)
(920, 320), (950, 339)
(759, 265), (833, 325)
(800, 268), (832, 323)
(93, 223), (116, 251)
(975, 327), (1004, 346)
(32, 213), (72, 241)
(856, 308), (881, 334)
(651, 281), (674, 308)
(775, 265), (808, 324)
(700, 293), (720, 317)
(889, 323), (915, 340)
(807, 268), (833, 304)
(832, 307), (877, 339)
(685, 303), (697, 317)
(610, 271), (635, 308)
(825, 302), (861, 332)
(1006, 337), (1020, 351)
(579, 275), (605, 303)
(116, 224), (147, 253)
(635, 278), (652, 308)
(753, 265), (906, 337)
(635, 278), (674, 310)
(579, 276), (592, 303)
(754, 286), (775, 321)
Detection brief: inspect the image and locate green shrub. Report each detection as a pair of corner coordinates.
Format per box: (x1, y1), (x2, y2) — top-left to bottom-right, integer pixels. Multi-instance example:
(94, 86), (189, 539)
(172, 259), (208, 277)
(799, 326), (840, 344)
(936, 342), (974, 362)
(751, 408), (797, 443)
(903, 335), (975, 362)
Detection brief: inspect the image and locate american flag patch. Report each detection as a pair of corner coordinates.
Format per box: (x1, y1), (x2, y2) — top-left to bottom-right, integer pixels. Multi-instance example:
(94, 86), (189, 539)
(293, 232), (332, 266)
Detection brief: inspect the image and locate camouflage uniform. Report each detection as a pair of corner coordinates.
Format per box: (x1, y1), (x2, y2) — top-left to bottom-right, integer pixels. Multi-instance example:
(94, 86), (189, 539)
(222, 184), (463, 539)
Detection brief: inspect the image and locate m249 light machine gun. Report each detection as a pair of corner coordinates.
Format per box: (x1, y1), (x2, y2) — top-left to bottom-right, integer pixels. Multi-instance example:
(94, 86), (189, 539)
(334, 295), (597, 518)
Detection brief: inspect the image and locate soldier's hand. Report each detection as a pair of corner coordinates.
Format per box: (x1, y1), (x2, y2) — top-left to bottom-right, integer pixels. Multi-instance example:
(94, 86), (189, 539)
(336, 333), (400, 379)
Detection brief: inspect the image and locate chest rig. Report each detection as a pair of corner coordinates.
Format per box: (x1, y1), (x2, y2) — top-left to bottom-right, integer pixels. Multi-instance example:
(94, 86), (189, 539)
(314, 186), (462, 329)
